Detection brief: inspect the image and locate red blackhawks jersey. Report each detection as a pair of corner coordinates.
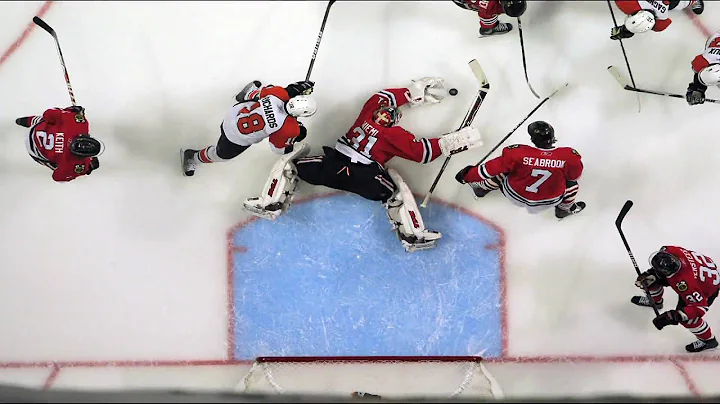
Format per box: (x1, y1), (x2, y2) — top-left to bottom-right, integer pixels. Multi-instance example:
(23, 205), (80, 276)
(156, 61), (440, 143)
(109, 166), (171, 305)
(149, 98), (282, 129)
(463, 144), (583, 207)
(615, 0), (673, 32)
(26, 107), (94, 182)
(662, 246), (720, 319)
(691, 30), (720, 73)
(334, 88), (442, 167)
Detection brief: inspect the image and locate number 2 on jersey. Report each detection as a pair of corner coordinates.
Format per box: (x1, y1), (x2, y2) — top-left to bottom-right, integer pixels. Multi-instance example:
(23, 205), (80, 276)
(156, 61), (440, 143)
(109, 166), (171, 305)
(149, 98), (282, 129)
(525, 169), (552, 193)
(351, 127), (378, 155)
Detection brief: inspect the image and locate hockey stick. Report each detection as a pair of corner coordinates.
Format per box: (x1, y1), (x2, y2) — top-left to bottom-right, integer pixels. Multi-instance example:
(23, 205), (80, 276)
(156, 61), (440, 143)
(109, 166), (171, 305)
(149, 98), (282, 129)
(305, 0), (336, 81)
(606, 0), (641, 112)
(616, 200), (661, 317)
(472, 82), (568, 167)
(33, 16), (77, 106)
(420, 59), (490, 208)
(608, 65), (720, 104)
(517, 17), (540, 99)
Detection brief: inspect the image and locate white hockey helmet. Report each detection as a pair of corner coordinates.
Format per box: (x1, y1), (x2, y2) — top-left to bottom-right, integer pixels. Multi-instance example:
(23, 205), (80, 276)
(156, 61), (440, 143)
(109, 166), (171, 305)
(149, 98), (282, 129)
(286, 95), (317, 118)
(699, 64), (720, 87)
(625, 10), (656, 34)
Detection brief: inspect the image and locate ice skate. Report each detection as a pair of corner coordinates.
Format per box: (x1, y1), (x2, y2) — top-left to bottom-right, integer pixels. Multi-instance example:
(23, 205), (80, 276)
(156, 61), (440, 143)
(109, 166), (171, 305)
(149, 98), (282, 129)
(471, 185), (493, 199)
(630, 295), (664, 310)
(479, 22), (513, 37)
(181, 149), (199, 177)
(398, 229), (442, 253)
(555, 201), (586, 219)
(686, 337), (718, 353)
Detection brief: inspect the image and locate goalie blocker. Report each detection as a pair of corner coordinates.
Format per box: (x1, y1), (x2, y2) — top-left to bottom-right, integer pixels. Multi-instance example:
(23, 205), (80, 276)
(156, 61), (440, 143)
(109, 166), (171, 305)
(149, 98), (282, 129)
(242, 77), (483, 252)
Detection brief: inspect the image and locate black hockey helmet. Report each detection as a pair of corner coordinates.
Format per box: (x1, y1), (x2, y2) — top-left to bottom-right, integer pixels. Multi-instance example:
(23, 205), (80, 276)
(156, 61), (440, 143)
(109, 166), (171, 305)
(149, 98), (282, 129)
(649, 250), (682, 278)
(373, 105), (402, 127)
(70, 135), (103, 158)
(501, 0), (527, 18)
(528, 121), (556, 149)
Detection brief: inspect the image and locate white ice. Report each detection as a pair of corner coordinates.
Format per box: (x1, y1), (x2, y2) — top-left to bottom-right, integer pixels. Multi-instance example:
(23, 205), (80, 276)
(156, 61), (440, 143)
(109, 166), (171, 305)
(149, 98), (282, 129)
(0, 0), (719, 398)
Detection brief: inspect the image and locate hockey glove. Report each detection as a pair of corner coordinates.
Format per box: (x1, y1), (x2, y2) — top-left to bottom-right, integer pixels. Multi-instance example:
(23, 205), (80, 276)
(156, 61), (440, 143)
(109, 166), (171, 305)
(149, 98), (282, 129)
(286, 81), (315, 98)
(455, 165), (474, 184)
(86, 158), (99, 175)
(686, 79), (707, 106)
(635, 270), (659, 289)
(652, 310), (686, 330)
(610, 25), (635, 41)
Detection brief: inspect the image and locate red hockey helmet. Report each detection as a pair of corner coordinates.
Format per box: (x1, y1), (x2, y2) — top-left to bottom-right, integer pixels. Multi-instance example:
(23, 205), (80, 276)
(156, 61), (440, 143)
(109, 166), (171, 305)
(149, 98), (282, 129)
(372, 106), (402, 127)
(70, 135), (104, 158)
(649, 249), (682, 278)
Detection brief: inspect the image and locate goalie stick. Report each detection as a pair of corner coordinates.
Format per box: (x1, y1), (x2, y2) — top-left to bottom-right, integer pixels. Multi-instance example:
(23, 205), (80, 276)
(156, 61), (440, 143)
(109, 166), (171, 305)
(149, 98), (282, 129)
(616, 200), (661, 317)
(33, 17), (78, 106)
(608, 65), (720, 105)
(420, 59), (490, 208)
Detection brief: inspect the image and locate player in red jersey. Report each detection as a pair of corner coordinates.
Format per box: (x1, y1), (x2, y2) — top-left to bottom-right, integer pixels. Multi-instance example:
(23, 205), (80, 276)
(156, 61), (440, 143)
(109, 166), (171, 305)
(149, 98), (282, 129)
(15, 106), (103, 182)
(455, 121), (585, 219)
(632, 246), (719, 353)
(181, 80), (315, 177)
(610, 0), (703, 41)
(242, 77), (483, 252)
(687, 30), (720, 106)
(452, 0), (526, 37)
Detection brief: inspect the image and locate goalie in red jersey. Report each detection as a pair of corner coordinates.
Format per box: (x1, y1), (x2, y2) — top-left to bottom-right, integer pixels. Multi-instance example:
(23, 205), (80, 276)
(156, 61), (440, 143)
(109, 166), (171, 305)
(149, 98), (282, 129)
(455, 121), (585, 219)
(633, 246), (719, 353)
(243, 77), (483, 252)
(15, 106), (103, 182)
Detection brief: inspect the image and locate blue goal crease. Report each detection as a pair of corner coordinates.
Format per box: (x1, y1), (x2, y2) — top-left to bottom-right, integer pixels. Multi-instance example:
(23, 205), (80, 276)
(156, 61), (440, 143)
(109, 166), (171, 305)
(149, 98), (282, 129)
(230, 194), (503, 359)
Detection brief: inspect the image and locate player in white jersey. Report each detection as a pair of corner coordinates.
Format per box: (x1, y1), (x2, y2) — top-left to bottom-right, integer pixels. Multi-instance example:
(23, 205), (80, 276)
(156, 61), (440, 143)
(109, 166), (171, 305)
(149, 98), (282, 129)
(687, 30), (720, 106)
(181, 80), (316, 177)
(610, 0), (703, 41)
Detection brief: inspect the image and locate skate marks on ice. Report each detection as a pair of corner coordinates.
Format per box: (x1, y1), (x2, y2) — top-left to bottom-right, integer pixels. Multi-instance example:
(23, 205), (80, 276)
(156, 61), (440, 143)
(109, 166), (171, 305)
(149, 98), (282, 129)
(228, 193), (504, 359)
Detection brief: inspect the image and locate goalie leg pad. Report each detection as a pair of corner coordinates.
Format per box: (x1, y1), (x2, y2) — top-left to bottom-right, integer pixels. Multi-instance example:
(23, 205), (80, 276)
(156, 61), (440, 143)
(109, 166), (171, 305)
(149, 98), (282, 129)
(385, 169), (442, 252)
(243, 143), (311, 220)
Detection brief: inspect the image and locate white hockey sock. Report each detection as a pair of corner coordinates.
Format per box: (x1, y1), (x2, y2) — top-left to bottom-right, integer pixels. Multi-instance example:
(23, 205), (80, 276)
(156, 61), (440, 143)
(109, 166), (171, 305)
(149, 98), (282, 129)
(196, 146), (227, 164)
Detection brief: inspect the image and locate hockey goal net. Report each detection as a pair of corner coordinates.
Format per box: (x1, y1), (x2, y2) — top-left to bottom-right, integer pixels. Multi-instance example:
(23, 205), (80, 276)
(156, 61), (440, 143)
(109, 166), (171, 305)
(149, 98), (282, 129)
(239, 356), (504, 399)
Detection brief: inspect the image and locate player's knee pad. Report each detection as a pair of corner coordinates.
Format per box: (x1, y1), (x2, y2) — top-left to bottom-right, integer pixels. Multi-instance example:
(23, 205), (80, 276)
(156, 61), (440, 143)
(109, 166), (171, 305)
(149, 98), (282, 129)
(243, 143), (311, 220)
(385, 169), (441, 251)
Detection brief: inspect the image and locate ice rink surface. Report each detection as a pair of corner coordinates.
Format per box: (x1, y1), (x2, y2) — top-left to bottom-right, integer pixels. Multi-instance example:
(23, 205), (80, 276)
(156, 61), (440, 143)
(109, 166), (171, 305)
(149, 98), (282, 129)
(1, 0), (720, 398)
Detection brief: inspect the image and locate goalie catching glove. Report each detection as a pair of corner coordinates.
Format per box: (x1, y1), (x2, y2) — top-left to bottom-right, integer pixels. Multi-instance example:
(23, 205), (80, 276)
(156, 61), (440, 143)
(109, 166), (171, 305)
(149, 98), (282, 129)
(439, 126), (483, 156)
(407, 77), (448, 106)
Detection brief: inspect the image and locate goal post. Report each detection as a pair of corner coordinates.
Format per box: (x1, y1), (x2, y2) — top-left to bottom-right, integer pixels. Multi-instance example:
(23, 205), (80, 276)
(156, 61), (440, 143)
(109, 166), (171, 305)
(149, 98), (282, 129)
(238, 356), (504, 399)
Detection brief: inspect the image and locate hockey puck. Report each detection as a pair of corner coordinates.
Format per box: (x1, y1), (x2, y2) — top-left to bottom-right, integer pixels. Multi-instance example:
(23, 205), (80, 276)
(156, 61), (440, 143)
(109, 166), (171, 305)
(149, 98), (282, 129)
(449, 88), (458, 96)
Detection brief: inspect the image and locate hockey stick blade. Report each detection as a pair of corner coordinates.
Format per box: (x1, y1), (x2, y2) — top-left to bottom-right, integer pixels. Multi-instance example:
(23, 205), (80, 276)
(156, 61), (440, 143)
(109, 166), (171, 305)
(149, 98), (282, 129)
(615, 200), (633, 229)
(33, 16), (56, 37)
(608, 66), (720, 105)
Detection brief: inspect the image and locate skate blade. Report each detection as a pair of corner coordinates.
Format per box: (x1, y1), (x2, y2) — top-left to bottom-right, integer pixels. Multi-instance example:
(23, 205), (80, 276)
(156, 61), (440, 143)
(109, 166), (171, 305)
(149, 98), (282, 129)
(403, 240), (439, 253)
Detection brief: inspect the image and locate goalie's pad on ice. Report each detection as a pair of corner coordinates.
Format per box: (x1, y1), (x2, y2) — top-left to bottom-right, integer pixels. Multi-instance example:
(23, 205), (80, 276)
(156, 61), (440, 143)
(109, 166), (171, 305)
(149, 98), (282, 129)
(439, 126), (483, 156)
(385, 168), (442, 252)
(242, 143), (310, 220)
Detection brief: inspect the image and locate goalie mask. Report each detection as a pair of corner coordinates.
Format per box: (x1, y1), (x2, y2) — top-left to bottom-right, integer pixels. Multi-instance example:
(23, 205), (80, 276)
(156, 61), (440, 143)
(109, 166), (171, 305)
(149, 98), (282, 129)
(373, 106), (402, 127)
(70, 135), (104, 158)
(649, 250), (682, 278)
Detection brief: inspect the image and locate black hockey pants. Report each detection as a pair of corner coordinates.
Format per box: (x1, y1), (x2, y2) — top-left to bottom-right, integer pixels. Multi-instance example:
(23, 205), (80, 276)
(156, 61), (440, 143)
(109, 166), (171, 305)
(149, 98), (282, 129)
(294, 146), (396, 202)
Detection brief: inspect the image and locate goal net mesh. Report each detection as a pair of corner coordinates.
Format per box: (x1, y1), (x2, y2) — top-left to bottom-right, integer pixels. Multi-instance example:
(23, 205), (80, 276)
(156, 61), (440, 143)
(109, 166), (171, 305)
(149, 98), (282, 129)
(239, 356), (503, 399)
